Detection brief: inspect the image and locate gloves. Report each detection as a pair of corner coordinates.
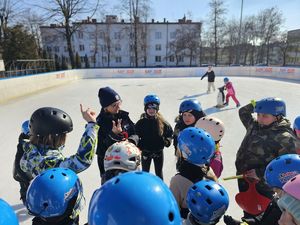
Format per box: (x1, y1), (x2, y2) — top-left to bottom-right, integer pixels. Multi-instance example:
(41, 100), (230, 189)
(250, 100), (256, 108)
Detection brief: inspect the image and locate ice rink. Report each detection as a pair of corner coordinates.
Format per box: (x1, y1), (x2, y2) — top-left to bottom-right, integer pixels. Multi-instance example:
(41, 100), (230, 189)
(0, 76), (299, 225)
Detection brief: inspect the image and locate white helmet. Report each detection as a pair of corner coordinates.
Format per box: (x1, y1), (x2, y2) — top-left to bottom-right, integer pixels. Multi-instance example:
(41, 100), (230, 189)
(104, 141), (141, 172)
(195, 116), (225, 142)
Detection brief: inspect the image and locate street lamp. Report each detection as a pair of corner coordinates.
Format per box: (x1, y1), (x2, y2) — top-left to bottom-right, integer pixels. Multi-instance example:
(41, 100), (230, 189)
(236, 0), (244, 64)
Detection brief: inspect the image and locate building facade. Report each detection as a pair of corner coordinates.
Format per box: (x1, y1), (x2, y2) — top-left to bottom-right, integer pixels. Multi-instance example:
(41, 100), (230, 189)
(40, 16), (202, 68)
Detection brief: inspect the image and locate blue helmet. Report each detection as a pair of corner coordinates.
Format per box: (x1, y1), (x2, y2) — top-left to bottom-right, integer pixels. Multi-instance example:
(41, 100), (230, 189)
(21, 120), (30, 135)
(187, 180), (229, 224)
(26, 168), (83, 218)
(264, 154), (300, 188)
(144, 94), (160, 105)
(294, 116), (300, 130)
(224, 77), (229, 83)
(0, 199), (19, 225)
(254, 97), (286, 117)
(177, 127), (215, 165)
(179, 99), (202, 113)
(88, 171), (181, 225)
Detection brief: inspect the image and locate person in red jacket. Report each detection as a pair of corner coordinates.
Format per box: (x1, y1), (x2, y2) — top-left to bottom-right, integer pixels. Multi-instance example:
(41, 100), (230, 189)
(223, 77), (240, 107)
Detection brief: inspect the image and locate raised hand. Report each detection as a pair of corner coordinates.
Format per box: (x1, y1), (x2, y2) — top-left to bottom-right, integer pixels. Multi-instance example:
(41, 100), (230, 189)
(80, 104), (96, 123)
(112, 119), (122, 134)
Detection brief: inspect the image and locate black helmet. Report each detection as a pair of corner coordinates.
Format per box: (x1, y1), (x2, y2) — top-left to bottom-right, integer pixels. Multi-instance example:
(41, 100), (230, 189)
(30, 107), (73, 136)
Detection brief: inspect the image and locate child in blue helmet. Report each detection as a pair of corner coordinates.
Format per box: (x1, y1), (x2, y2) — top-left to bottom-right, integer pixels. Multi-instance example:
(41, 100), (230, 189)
(88, 171), (181, 225)
(0, 198), (19, 225)
(169, 127), (216, 219)
(19, 105), (99, 188)
(223, 77), (240, 107)
(184, 180), (229, 225)
(26, 168), (84, 225)
(13, 120), (31, 204)
(235, 97), (299, 219)
(293, 116), (300, 154)
(135, 94), (173, 180)
(173, 99), (206, 168)
(224, 154), (300, 225)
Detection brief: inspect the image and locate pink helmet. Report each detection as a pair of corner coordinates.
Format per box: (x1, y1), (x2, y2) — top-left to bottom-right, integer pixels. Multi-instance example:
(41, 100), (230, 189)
(104, 141), (141, 172)
(195, 116), (225, 142)
(282, 174), (300, 200)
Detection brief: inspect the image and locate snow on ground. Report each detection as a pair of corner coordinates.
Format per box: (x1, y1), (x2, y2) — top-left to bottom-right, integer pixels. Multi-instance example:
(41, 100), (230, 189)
(0, 76), (299, 225)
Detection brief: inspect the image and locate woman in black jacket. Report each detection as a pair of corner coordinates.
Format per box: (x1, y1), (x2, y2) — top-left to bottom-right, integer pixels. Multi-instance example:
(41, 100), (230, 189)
(96, 87), (138, 179)
(135, 94), (173, 180)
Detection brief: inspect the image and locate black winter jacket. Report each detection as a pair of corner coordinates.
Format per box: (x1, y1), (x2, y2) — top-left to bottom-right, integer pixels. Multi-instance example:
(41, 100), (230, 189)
(201, 70), (215, 82)
(96, 109), (138, 156)
(135, 114), (173, 152)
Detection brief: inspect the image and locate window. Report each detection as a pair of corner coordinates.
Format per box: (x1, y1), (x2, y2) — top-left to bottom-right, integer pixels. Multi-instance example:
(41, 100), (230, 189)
(64, 46), (68, 52)
(115, 44), (121, 51)
(130, 56), (135, 63)
(116, 56), (122, 63)
(129, 45), (134, 51)
(178, 55), (184, 62)
(80, 56), (85, 63)
(54, 46), (59, 52)
(99, 31), (105, 39)
(169, 55), (175, 62)
(155, 56), (161, 62)
(155, 32), (162, 39)
(47, 46), (52, 52)
(101, 45), (107, 52)
(89, 33), (96, 39)
(78, 31), (84, 39)
(170, 32), (176, 39)
(155, 44), (161, 51)
(102, 56), (107, 63)
(114, 32), (121, 39)
(79, 45), (85, 51)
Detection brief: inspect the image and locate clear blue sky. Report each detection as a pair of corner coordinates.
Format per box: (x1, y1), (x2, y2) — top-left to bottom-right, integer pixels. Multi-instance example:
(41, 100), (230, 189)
(106, 0), (300, 31)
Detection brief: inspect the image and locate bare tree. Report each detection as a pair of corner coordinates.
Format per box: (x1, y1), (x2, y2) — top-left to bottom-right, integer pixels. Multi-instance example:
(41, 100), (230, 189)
(256, 7), (282, 65)
(0, 0), (20, 42)
(20, 10), (45, 57)
(208, 0), (227, 66)
(36, 0), (100, 68)
(118, 0), (152, 67)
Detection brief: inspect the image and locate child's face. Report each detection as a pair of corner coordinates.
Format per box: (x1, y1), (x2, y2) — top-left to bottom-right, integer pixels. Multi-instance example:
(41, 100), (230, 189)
(146, 108), (157, 117)
(295, 129), (300, 139)
(257, 113), (277, 126)
(106, 100), (122, 114)
(182, 112), (196, 125)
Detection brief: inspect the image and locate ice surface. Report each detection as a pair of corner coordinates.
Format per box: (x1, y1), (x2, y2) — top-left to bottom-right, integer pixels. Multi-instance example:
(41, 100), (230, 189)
(0, 76), (299, 225)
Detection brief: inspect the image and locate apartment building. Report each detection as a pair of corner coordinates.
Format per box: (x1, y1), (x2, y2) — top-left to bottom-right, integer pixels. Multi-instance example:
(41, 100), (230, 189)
(40, 15), (202, 68)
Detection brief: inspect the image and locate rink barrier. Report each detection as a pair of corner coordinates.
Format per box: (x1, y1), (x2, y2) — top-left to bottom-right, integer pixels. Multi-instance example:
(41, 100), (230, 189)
(0, 66), (299, 103)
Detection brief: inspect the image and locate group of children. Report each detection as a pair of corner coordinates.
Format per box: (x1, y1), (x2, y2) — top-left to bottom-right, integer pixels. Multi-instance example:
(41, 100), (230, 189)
(1, 84), (300, 225)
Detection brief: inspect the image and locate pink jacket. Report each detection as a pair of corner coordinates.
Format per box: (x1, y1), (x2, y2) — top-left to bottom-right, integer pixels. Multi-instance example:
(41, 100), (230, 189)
(225, 82), (235, 95)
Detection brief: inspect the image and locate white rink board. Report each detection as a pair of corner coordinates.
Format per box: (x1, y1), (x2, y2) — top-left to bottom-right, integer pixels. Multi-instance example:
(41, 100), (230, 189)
(0, 77), (299, 225)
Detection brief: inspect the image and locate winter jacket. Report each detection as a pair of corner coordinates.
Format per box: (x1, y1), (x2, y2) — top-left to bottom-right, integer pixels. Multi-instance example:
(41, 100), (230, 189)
(225, 81), (235, 95)
(235, 103), (298, 193)
(201, 70), (215, 82)
(20, 123), (99, 177)
(169, 160), (207, 219)
(135, 114), (173, 152)
(96, 109), (138, 157)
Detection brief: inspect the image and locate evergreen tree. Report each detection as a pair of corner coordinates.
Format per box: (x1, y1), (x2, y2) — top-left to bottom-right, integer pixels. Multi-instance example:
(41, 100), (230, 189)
(84, 54), (90, 68)
(75, 52), (81, 68)
(2, 25), (39, 64)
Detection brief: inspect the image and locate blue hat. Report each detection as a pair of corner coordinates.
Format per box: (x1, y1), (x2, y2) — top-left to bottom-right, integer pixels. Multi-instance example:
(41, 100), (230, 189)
(98, 87), (121, 108)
